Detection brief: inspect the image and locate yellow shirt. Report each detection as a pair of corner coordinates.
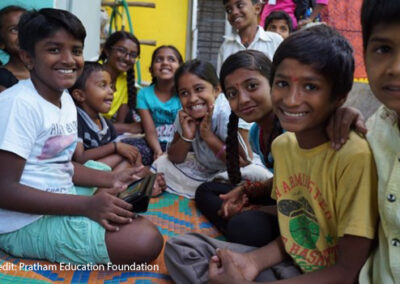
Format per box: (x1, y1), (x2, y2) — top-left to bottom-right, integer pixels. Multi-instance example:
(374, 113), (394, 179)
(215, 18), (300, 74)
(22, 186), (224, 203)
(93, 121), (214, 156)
(360, 105), (400, 284)
(102, 72), (128, 119)
(272, 132), (378, 273)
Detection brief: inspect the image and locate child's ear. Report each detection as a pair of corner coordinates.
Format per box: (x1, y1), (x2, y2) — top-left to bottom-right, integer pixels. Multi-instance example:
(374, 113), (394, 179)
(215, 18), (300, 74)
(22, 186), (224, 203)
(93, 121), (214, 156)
(71, 89), (86, 103)
(214, 85), (222, 96)
(335, 95), (348, 108)
(19, 49), (34, 70)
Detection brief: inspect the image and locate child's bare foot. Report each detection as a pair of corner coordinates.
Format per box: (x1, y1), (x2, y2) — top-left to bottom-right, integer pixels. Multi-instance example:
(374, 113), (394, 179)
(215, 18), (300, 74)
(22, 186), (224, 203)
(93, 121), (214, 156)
(151, 173), (166, 197)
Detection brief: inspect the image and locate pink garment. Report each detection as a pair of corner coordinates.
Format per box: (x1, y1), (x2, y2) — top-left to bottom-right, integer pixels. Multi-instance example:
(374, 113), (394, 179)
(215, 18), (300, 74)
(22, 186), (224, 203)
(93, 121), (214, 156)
(260, 0), (329, 29)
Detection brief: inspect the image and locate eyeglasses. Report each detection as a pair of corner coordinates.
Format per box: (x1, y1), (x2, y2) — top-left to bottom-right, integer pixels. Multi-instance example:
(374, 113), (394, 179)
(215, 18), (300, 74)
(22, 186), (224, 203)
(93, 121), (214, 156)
(111, 46), (138, 59)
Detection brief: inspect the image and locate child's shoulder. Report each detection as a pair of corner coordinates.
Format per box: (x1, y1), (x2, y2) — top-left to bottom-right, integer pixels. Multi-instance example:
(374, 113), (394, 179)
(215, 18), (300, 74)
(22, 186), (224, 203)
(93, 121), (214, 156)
(339, 131), (372, 157)
(259, 28), (284, 43)
(0, 79), (37, 104)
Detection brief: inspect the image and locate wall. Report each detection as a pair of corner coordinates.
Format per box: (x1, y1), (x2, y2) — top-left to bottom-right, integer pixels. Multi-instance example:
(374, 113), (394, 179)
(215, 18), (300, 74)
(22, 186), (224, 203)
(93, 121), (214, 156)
(103, 0), (189, 85)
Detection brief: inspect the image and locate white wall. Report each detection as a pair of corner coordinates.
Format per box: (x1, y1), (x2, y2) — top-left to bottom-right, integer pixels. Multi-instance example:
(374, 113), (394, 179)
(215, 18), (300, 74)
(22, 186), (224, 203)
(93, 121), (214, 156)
(54, 0), (101, 60)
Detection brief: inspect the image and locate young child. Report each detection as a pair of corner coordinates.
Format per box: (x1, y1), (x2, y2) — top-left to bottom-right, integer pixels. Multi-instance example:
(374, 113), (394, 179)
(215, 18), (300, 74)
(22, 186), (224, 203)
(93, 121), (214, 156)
(98, 31), (142, 135)
(0, 8), (163, 265)
(260, 0), (328, 30)
(264, 11), (293, 39)
(358, 1), (400, 283)
(165, 25), (378, 283)
(0, 5), (29, 92)
(153, 59), (260, 198)
(137, 45), (183, 162)
(217, 0), (283, 72)
(70, 61), (143, 171)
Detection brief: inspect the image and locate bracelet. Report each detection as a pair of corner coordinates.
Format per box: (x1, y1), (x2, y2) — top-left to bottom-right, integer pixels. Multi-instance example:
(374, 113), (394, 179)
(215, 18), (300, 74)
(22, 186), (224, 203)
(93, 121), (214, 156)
(179, 132), (196, 143)
(113, 141), (117, 153)
(215, 144), (226, 159)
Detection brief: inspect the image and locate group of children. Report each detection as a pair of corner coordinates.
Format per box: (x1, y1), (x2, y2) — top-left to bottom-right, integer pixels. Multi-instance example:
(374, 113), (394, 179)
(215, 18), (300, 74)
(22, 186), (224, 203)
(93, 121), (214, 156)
(0, 0), (399, 283)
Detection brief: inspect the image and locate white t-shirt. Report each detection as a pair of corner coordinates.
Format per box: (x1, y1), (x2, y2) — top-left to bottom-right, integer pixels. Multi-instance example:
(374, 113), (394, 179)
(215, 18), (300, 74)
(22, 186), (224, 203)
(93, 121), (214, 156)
(174, 94), (251, 171)
(217, 26), (283, 73)
(0, 79), (78, 233)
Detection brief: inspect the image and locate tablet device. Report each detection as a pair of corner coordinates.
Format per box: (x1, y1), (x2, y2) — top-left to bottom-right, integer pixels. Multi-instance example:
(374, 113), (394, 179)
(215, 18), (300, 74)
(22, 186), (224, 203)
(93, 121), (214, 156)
(118, 173), (156, 213)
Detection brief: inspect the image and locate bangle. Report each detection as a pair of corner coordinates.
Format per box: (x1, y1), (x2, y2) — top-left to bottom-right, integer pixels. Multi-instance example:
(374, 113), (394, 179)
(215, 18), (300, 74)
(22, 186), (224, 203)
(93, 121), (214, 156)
(113, 142), (117, 153)
(215, 144), (226, 159)
(179, 132), (195, 143)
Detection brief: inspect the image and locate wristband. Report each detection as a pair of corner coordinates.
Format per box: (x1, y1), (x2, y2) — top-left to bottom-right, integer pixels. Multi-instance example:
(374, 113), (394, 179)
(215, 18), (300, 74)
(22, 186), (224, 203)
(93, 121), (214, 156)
(215, 144), (226, 159)
(113, 141), (117, 153)
(179, 132), (195, 143)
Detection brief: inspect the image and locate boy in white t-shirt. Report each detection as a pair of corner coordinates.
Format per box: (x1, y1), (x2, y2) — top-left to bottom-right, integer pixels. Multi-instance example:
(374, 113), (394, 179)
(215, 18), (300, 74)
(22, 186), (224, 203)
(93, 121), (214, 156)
(0, 8), (163, 265)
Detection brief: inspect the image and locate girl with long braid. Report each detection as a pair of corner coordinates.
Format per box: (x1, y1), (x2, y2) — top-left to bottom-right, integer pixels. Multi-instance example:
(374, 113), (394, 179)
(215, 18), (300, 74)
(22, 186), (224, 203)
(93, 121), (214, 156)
(196, 49), (367, 248)
(98, 31), (142, 135)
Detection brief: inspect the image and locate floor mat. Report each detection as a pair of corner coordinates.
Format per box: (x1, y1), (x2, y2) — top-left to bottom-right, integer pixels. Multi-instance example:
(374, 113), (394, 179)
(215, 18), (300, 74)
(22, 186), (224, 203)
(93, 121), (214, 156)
(0, 193), (222, 283)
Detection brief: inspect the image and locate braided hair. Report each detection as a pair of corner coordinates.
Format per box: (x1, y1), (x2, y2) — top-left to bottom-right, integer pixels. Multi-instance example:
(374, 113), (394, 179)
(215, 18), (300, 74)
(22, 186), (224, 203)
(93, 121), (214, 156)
(98, 31), (140, 118)
(220, 50), (273, 185)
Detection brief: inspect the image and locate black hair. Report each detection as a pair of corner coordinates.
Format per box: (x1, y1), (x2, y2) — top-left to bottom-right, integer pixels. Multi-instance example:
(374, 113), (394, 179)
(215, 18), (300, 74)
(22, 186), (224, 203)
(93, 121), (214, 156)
(174, 59), (219, 92)
(264, 11), (293, 33)
(99, 31), (140, 113)
(150, 45), (183, 85)
(220, 50), (273, 185)
(222, 0), (258, 5)
(18, 8), (86, 56)
(0, 5), (26, 44)
(271, 24), (354, 101)
(361, 0), (400, 50)
(69, 61), (106, 93)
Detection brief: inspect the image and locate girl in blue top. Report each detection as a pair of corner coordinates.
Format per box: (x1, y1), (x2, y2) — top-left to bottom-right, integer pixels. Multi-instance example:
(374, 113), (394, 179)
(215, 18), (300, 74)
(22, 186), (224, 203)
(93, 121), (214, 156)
(137, 45), (183, 162)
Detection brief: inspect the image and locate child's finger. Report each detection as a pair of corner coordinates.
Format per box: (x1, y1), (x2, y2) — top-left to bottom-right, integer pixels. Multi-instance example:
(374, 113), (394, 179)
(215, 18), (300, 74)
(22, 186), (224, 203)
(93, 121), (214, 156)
(101, 219), (119, 232)
(113, 197), (134, 212)
(108, 212), (133, 225)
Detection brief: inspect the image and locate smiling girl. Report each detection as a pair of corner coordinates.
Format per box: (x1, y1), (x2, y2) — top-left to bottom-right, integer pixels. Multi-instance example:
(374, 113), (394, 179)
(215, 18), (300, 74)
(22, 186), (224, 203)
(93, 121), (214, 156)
(136, 45), (183, 164)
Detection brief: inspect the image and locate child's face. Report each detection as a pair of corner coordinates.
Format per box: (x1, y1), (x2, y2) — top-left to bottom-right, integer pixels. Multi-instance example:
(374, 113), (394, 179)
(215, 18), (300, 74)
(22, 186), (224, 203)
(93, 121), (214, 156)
(150, 47), (180, 82)
(224, 0), (261, 31)
(83, 70), (114, 114)
(22, 28), (84, 98)
(107, 38), (138, 73)
(365, 22), (400, 116)
(224, 68), (273, 124)
(266, 19), (290, 39)
(0, 10), (24, 55)
(177, 72), (220, 120)
(271, 58), (338, 136)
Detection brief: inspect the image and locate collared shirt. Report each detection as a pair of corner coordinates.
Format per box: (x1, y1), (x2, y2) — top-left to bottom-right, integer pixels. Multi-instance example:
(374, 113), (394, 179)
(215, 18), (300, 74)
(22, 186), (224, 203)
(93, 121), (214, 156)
(216, 26), (283, 73)
(359, 105), (400, 284)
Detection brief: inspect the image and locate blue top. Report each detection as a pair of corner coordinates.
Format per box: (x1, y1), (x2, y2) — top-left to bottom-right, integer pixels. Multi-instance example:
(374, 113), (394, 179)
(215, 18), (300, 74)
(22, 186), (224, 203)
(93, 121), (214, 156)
(136, 84), (181, 143)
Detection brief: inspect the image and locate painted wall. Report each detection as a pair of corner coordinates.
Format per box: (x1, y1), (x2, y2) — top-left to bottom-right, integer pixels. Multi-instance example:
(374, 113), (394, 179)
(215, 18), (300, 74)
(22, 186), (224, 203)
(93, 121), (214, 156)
(103, 0), (189, 85)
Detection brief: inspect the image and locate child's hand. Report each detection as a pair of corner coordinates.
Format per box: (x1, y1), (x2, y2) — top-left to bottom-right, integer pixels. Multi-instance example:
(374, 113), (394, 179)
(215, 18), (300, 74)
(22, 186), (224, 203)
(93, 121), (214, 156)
(326, 106), (367, 150)
(199, 105), (214, 141)
(208, 248), (259, 283)
(179, 111), (197, 140)
(116, 142), (140, 165)
(151, 173), (167, 197)
(218, 185), (248, 219)
(111, 166), (144, 189)
(86, 187), (136, 231)
(153, 150), (164, 161)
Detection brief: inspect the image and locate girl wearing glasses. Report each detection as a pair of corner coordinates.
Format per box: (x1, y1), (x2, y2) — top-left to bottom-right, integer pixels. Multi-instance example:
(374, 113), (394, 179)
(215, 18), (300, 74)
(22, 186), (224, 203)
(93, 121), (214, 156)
(0, 5), (29, 92)
(98, 31), (142, 135)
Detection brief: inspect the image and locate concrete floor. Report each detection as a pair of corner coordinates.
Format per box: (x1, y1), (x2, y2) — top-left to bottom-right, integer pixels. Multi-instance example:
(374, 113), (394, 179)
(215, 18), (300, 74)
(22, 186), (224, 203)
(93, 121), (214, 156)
(344, 82), (381, 119)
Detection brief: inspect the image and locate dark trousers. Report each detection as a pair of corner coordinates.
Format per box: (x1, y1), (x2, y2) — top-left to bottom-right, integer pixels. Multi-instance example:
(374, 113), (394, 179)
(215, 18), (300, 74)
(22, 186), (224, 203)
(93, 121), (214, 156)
(195, 182), (279, 247)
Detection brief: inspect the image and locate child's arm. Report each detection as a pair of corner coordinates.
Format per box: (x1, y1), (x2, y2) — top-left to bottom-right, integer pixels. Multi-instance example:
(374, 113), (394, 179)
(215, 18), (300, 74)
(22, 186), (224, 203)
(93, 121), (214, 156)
(73, 142), (139, 166)
(0, 150), (140, 231)
(138, 109), (163, 159)
(326, 106), (367, 150)
(209, 237), (288, 283)
(167, 111), (197, 163)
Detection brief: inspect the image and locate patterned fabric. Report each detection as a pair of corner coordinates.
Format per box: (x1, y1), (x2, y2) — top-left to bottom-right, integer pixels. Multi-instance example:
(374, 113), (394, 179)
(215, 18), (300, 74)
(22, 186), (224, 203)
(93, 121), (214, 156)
(76, 107), (117, 150)
(0, 193), (222, 283)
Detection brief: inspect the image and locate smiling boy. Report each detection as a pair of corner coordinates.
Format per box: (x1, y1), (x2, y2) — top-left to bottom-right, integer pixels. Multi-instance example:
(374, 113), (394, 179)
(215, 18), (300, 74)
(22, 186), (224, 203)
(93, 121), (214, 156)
(358, 0), (400, 283)
(217, 0), (282, 72)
